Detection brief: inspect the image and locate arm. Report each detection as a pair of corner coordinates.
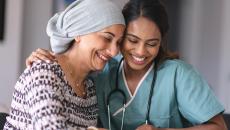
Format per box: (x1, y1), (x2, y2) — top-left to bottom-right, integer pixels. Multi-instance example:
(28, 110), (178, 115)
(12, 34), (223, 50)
(26, 63), (67, 129)
(26, 48), (55, 68)
(29, 89), (67, 129)
(166, 114), (227, 130)
(136, 61), (227, 130)
(136, 114), (227, 130)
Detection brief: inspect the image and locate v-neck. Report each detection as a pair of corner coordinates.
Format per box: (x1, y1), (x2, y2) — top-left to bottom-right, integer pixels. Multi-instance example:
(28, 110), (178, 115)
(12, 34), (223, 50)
(112, 61), (154, 116)
(122, 62), (154, 98)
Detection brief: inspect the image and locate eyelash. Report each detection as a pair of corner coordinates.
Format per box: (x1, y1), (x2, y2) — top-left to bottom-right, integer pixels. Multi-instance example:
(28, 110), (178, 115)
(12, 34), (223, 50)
(127, 38), (159, 47)
(146, 42), (158, 47)
(127, 38), (138, 43)
(104, 36), (112, 42)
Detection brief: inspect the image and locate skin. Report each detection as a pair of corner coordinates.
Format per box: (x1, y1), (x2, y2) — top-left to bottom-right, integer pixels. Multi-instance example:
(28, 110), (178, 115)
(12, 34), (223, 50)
(26, 24), (124, 70)
(136, 115), (227, 130)
(123, 17), (227, 130)
(55, 24), (124, 97)
(26, 18), (227, 130)
(69, 24), (125, 73)
(121, 17), (161, 95)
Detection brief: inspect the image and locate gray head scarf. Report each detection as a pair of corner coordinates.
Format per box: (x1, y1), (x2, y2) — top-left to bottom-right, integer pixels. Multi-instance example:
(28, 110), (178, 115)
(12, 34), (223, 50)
(46, 0), (125, 54)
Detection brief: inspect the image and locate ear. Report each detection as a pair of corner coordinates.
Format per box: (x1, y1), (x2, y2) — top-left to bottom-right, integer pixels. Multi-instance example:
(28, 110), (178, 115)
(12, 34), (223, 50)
(74, 36), (81, 43)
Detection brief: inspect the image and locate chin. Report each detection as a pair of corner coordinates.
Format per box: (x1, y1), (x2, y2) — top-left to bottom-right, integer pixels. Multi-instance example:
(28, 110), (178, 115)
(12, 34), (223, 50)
(93, 64), (106, 71)
(128, 61), (152, 71)
(131, 65), (146, 71)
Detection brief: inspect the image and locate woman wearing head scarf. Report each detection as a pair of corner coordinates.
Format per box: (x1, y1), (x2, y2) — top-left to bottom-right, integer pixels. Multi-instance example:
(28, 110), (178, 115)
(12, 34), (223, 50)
(4, 0), (125, 129)
(25, 0), (227, 130)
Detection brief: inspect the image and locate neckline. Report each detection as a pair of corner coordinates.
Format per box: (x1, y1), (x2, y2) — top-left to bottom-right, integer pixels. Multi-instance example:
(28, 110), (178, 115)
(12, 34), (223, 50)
(121, 61), (154, 97)
(112, 61), (154, 116)
(54, 61), (91, 99)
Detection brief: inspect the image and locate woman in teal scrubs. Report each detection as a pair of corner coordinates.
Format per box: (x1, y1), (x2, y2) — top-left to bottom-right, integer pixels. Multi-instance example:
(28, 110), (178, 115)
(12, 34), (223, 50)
(94, 0), (227, 129)
(26, 0), (227, 130)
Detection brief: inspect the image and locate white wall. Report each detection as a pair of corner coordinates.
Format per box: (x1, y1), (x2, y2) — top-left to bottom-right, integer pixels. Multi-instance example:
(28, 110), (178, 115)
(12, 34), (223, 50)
(20, 0), (53, 71)
(0, 0), (24, 112)
(0, 0), (53, 112)
(219, 0), (230, 113)
(179, 0), (203, 65)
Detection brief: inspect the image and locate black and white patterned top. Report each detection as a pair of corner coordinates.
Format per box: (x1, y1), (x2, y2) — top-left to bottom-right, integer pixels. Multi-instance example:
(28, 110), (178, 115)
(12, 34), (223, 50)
(4, 61), (98, 130)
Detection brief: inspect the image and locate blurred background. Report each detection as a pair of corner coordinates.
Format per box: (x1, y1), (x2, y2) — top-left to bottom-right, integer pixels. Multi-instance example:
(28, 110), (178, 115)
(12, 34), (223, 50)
(0, 0), (229, 120)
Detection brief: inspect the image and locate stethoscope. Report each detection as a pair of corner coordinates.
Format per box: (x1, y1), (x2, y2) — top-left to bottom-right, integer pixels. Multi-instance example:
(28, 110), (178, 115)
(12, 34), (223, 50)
(106, 57), (158, 130)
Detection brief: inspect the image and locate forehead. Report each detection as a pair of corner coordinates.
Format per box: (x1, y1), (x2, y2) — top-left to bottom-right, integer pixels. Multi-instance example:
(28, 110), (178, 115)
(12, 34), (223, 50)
(126, 17), (161, 39)
(99, 24), (125, 36)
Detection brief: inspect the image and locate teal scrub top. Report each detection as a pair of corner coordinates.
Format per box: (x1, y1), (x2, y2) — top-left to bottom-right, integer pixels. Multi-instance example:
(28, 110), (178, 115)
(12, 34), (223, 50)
(94, 56), (224, 130)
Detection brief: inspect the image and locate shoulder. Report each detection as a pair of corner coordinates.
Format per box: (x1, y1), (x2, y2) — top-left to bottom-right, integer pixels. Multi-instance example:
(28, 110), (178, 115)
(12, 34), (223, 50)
(159, 59), (211, 91)
(30, 61), (62, 74)
(23, 61), (63, 78)
(19, 61), (64, 92)
(156, 59), (204, 83)
(160, 59), (193, 69)
(159, 59), (196, 74)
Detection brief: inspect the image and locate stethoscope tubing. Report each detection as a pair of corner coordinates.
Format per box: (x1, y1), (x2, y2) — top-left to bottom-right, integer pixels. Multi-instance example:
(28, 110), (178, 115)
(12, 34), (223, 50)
(145, 63), (157, 124)
(106, 57), (157, 129)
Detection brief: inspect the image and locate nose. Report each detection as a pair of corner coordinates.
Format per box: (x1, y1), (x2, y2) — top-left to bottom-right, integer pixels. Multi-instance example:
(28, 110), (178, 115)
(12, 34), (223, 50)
(135, 43), (146, 56)
(106, 42), (119, 57)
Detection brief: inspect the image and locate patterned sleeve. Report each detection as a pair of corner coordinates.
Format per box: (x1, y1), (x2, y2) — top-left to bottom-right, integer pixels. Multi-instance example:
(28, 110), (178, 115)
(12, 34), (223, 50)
(25, 62), (67, 129)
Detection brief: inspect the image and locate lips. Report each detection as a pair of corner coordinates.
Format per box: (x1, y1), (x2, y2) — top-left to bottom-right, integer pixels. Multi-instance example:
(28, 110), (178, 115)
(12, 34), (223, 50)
(131, 55), (146, 65)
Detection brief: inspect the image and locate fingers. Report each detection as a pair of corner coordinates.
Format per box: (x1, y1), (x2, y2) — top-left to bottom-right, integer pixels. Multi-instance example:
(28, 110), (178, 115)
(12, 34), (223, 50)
(87, 126), (99, 130)
(26, 53), (41, 68)
(87, 126), (108, 130)
(136, 124), (156, 130)
(25, 48), (56, 68)
(34, 51), (53, 62)
(36, 48), (56, 61)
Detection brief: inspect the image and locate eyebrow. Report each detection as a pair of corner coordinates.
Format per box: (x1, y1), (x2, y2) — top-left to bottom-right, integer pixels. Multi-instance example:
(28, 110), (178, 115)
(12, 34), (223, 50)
(102, 32), (115, 37)
(126, 33), (160, 42)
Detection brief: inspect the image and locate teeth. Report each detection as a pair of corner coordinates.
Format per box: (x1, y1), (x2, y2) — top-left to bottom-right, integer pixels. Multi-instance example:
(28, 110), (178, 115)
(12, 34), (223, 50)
(98, 53), (108, 61)
(132, 55), (145, 62)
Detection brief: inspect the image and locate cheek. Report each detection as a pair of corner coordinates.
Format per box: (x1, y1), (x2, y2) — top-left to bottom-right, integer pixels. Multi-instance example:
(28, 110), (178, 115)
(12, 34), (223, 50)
(149, 46), (160, 58)
(84, 41), (106, 53)
(120, 42), (126, 55)
(121, 41), (133, 53)
(96, 39), (108, 50)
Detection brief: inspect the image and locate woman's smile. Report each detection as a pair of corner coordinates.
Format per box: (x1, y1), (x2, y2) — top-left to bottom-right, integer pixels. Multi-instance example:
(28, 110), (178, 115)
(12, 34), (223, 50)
(96, 51), (109, 62)
(130, 54), (146, 65)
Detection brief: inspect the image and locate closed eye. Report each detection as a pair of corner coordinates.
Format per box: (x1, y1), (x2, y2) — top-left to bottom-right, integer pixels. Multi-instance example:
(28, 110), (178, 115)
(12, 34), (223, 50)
(100, 33), (113, 43)
(125, 35), (138, 44)
(146, 41), (159, 47)
(127, 38), (138, 43)
(125, 34), (140, 44)
(104, 36), (112, 42)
